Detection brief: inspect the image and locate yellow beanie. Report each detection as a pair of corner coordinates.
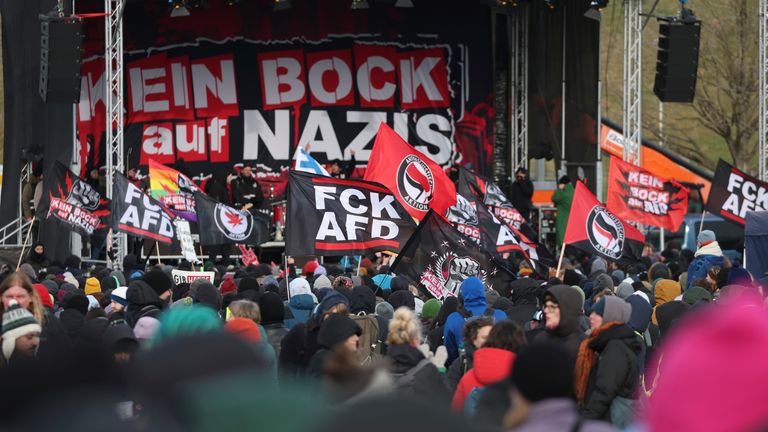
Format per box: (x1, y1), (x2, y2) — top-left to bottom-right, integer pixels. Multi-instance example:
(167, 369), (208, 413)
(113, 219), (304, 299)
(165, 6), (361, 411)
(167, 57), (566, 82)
(84, 277), (101, 296)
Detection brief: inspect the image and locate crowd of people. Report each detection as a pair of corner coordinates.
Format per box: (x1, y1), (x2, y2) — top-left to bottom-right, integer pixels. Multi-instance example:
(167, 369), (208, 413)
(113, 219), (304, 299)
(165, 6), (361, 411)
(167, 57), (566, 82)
(2, 226), (768, 431)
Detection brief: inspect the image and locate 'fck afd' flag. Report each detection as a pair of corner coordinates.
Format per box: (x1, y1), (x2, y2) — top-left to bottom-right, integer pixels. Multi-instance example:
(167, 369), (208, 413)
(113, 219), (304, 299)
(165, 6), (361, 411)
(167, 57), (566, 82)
(564, 182), (645, 264)
(705, 159), (768, 226)
(391, 211), (516, 299)
(286, 171), (416, 256)
(110, 173), (176, 244)
(37, 161), (110, 236)
(364, 123), (456, 221)
(194, 192), (269, 246)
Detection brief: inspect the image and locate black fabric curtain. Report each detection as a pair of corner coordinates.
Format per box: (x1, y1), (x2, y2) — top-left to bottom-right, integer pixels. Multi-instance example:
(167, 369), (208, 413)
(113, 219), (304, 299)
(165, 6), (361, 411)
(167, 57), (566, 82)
(1, 0), (73, 261)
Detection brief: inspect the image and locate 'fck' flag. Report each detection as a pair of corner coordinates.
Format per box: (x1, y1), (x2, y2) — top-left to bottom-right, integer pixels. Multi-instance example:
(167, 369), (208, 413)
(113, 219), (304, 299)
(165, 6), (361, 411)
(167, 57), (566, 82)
(364, 123), (456, 221)
(564, 181), (645, 263)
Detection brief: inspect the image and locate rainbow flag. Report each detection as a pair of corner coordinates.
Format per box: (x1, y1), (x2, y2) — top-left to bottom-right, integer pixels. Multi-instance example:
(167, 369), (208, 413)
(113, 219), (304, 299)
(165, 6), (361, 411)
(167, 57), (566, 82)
(148, 160), (200, 221)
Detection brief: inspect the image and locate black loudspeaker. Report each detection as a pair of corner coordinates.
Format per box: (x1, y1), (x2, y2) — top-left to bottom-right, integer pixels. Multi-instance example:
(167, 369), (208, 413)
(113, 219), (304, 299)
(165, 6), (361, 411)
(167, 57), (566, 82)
(39, 16), (83, 103)
(653, 20), (701, 103)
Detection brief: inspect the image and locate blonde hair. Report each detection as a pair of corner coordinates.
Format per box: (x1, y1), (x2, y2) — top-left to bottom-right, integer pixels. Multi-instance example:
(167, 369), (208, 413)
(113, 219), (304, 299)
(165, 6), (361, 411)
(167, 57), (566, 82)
(387, 307), (421, 345)
(0, 272), (45, 325)
(229, 300), (261, 324)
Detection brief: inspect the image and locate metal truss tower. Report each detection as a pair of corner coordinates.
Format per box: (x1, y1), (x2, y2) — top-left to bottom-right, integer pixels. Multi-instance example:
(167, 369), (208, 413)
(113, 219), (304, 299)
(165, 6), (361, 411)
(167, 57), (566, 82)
(510, 4), (529, 171)
(623, 0), (643, 165)
(105, 0), (126, 267)
(760, 0), (768, 180)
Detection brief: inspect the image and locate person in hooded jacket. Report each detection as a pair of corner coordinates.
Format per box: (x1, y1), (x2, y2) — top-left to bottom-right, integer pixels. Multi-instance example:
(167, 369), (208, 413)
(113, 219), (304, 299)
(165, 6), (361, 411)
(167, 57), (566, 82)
(534, 284), (585, 363)
(427, 297), (458, 353)
(443, 277), (506, 366)
(124, 280), (164, 328)
(506, 281), (539, 326)
(306, 314), (361, 379)
(259, 292), (289, 356)
(386, 307), (449, 405)
(625, 290), (653, 372)
(575, 296), (640, 427)
(24, 243), (49, 273)
(685, 230), (724, 291)
(284, 278), (316, 329)
(349, 285), (389, 355)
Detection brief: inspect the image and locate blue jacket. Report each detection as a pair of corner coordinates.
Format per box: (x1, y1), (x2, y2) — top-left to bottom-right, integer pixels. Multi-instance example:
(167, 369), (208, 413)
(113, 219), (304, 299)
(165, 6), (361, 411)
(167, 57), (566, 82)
(284, 294), (315, 329)
(443, 277), (507, 367)
(685, 253), (723, 291)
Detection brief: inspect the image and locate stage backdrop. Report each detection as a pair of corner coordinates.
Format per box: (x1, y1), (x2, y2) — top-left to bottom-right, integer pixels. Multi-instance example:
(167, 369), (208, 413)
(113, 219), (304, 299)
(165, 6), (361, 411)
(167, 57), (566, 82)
(74, 0), (495, 195)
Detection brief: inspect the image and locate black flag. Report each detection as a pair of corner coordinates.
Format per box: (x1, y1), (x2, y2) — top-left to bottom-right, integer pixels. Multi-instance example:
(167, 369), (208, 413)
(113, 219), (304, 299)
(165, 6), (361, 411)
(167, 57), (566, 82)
(391, 211), (516, 299)
(194, 192), (269, 246)
(110, 173), (176, 244)
(286, 171), (416, 256)
(37, 162), (110, 236)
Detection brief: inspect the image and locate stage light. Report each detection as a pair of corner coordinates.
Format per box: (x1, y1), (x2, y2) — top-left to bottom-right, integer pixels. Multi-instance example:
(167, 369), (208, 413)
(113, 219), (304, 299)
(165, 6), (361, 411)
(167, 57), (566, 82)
(351, 0), (370, 9)
(226, 0), (241, 5)
(169, 0), (190, 17)
(274, 0), (291, 11)
(543, 0), (558, 10)
(394, 0), (414, 7)
(584, 0), (607, 21)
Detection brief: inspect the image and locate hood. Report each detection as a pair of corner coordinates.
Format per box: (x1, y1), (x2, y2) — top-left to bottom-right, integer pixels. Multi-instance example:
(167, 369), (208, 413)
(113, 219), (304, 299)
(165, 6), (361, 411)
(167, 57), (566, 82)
(599, 296), (632, 324)
(546, 284), (583, 335)
(654, 279), (681, 307)
(626, 294), (653, 333)
(472, 347), (516, 385)
(695, 241), (723, 258)
(126, 280), (163, 307)
(317, 314), (361, 349)
(387, 343), (425, 368)
(289, 294), (316, 310)
(655, 300), (690, 335)
(390, 276), (409, 292)
(259, 292), (285, 324)
(192, 282), (222, 312)
(349, 286), (376, 314)
(589, 323), (641, 353)
(460, 277), (487, 309)
(289, 278), (312, 297)
(616, 282), (634, 299)
(593, 273), (614, 292)
(388, 290), (415, 311)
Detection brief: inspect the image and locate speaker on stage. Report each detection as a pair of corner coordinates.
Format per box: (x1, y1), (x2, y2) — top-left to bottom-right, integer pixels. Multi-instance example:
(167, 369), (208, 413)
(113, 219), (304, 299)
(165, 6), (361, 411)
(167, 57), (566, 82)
(653, 20), (700, 103)
(39, 15), (83, 103)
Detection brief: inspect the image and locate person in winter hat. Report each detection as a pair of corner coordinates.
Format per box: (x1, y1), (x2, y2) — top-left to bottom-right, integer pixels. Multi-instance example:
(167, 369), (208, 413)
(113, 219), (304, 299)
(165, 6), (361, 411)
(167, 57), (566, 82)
(110, 286), (129, 314)
(313, 275), (332, 290)
(1, 299), (42, 365)
(285, 278), (316, 329)
(141, 269), (174, 302)
(191, 282), (223, 312)
(307, 314), (362, 379)
(534, 284), (586, 363)
(259, 292), (288, 356)
(84, 277), (102, 298)
(684, 230), (724, 291)
(443, 277), (506, 366)
(452, 320), (525, 414)
(154, 305), (223, 346)
(386, 307), (449, 405)
(506, 343), (615, 432)
(125, 280), (164, 328)
(576, 296), (640, 427)
(102, 322), (139, 364)
(375, 301), (394, 321)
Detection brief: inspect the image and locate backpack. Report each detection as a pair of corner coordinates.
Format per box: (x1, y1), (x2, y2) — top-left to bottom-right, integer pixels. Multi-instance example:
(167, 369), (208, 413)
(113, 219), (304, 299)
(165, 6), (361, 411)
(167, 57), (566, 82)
(350, 312), (384, 365)
(463, 386), (487, 418)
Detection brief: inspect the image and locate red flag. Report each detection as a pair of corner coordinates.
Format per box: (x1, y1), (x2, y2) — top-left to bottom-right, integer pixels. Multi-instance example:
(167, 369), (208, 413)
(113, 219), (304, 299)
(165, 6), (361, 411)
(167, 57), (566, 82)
(564, 181), (645, 263)
(364, 123), (456, 221)
(606, 156), (688, 231)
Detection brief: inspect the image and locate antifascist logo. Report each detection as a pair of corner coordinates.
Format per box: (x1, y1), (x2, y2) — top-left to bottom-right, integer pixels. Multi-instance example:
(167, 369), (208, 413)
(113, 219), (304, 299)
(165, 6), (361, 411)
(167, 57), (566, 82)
(586, 206), (625, 260)
(445, 194), (478, 226)
(67, 179), (101, 211)
(214, 204), (253, 241)
(396, 155), (434, 211)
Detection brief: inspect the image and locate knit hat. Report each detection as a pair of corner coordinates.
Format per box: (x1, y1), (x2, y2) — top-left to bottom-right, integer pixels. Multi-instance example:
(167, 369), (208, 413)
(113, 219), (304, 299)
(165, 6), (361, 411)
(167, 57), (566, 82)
(41, 280), (59, 297)
(390, 276), (409, 292)
(225, 317), (262, 343)
(154, 305), (223, 345)
(592, 296), (632, 324)
(2, 300), (41, 359)
(512, 342), (574, 402)
(133, 316), (161, 341)
(111, 286), (129, 307)
(375, 301), (394, 320)
(142, 269), (174, 297)
(33, 284), (54, 310)
(259, 292), (285, 324)
(289, 278), (314, 299)
(421, 299), (441, 320)
(697, 229), (716, 245)
(315, 291), (349, 319)
(388, 290), (415, 311)
(682, 286), (713, 306)
(84, 277), (101, 296)
(219, 278), (237, 295)
(611, 270), (625, 286)
(313, 265), (327, 277)
(302, 260), (319, 276)
(313, 275), (332, 290)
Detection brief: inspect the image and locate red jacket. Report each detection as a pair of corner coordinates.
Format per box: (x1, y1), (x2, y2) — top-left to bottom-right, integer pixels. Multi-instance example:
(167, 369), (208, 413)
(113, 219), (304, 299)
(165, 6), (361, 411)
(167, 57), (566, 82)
(451, 347), (516, 412)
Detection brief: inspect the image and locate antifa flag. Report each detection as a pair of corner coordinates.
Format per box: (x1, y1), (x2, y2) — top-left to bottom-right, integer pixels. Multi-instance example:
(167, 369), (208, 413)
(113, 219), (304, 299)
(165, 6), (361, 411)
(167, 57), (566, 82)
(37, 162), (110, 236)
(110, 173), (176, 244)
(705, 159), (768, 226)
(364, 123), (456, 221)
(391, 211), (516, 299)
(148, 160), (201, 222)
(194, 192), (269, 246)
(564, 182), (645, 264)
(286, 171), (416, 256)
(606, 156), (688, 231)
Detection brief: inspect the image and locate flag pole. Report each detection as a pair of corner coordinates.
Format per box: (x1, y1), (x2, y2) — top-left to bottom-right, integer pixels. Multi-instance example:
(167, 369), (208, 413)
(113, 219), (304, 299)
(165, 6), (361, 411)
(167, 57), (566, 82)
(356, 256), (362, 276)
(699, 210), (707, 235)
(284, 254), (291, 301)
(155, 241), (161, 265)
(555, 244), (566, 278)
(16, 217), (35, 271)
(199, 244), (205, 263)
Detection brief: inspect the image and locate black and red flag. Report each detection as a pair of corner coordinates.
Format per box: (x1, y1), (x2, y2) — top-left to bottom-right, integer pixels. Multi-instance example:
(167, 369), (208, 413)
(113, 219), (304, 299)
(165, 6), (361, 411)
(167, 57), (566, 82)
(110, 173), (176, 245)
(286, 170), (417, 256)
(36, 161), (110, 236)
(564, 181), (645, 264)
(606, 156), (688, 231)
(391, 210), (516, 299)
(364, 123), (457, 221)
(194, 192), (269, 246)
(705, 159), (768, 226)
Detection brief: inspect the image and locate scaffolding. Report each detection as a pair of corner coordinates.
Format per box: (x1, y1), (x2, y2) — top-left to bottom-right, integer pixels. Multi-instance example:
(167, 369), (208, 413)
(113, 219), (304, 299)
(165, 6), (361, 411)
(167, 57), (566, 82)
(510, 4), (529, 171)
(623, 0), (643, 166)
(760, 0), (768, 180)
